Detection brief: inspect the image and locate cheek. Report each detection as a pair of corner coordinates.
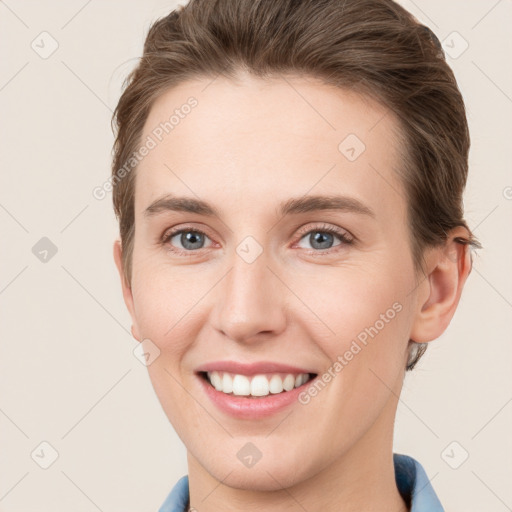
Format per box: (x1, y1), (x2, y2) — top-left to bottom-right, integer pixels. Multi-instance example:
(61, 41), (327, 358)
(130, 269), (206, 438)
(286, 257), (413, 414)
(130, 256), (207, 348)
(290, 258), (412, 351)
(129, 262), (216, 427)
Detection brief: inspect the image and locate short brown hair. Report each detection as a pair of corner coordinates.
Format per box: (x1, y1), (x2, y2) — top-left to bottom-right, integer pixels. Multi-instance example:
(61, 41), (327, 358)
(111, 0), (481, 369)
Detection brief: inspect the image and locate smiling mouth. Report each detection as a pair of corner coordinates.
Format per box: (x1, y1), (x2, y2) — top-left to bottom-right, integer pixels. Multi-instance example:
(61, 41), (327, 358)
(199, 371), (317, 398)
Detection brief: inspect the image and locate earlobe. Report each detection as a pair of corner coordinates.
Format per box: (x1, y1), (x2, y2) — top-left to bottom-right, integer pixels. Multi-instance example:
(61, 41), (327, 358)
(113, 240), (142, 342)
(130, 324), (141, 342)
(410, 229), (473, 343)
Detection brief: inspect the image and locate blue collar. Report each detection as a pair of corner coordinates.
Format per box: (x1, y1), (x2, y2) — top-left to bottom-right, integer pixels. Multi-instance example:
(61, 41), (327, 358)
(158, 453), (443, 512)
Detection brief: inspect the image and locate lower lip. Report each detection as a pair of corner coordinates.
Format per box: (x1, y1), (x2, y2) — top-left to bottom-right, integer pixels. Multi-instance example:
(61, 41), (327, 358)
(197, 373), (316, 420)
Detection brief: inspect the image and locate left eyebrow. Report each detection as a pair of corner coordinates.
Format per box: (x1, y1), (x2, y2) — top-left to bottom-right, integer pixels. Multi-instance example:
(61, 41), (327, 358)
(143, 193), (375, 219)
(278, 195), (376, 218)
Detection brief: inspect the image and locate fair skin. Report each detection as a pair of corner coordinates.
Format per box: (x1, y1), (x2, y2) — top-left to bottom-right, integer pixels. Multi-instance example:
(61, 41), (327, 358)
(114, 74), (472, 512)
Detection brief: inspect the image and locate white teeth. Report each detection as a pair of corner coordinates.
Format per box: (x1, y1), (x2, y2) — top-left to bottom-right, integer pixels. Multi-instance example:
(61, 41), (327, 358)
(232, 374), (251, 396)
(250, 375), (269, 396)
(210, 371), (222, 391)
(205, 371), (311, 397)
(283, 374), (295, 391)
(222, 372), (233, 393)
(269, 374), (283, 394)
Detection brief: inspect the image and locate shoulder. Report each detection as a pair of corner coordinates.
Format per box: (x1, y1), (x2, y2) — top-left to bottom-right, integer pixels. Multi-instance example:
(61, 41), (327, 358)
(394, 453), (445, 512)
(158, 475), (189, 512)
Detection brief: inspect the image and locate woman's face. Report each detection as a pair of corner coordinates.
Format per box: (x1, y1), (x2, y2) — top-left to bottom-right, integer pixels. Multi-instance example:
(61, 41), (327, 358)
(117, 74), (428, 489)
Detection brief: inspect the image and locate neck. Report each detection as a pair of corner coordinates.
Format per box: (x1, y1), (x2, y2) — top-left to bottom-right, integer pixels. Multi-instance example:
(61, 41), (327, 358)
(186, 393), (408, 512)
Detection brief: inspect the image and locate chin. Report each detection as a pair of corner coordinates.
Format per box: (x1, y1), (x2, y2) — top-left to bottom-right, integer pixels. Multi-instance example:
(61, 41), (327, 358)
(199, 448), (319, 492)
(219, 465), (306, 492)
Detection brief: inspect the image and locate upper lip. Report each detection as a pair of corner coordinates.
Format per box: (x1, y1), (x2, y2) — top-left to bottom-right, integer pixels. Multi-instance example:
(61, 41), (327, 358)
(195, 360), (316, 376)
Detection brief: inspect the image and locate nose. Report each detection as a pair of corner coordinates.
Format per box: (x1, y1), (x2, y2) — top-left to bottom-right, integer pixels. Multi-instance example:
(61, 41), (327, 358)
(211, 248), (287, 344)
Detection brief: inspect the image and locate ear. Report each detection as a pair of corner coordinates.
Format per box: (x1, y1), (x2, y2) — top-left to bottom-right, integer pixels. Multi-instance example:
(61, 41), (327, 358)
(410, 227), (473, 343)
(113, 239), (142, 342)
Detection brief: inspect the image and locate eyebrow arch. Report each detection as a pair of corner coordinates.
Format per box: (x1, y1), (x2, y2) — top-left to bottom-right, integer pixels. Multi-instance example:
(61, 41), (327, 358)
(144, 194), (375, 219)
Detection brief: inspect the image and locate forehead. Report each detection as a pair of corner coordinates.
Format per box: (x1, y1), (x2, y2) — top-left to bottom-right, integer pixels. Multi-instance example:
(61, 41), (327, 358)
(135, 74), (406, 220)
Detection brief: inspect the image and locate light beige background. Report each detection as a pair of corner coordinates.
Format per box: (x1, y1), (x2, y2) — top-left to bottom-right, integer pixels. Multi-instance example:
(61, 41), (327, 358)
(0, 0), (511, 510)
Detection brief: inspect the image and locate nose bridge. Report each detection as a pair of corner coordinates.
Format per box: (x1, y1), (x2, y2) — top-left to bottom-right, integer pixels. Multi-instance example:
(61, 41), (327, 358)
(213, 240), (286, 342)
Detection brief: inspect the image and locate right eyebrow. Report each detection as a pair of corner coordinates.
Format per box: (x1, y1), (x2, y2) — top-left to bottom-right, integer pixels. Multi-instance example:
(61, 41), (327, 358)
(144, 195), (220, 218)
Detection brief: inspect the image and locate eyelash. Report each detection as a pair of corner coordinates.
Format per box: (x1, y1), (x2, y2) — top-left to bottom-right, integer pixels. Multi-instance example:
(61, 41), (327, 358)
(161, 223), (354, 257)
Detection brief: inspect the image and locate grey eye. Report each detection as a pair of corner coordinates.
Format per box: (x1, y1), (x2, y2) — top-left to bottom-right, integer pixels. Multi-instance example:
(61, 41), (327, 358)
(298, 231), (341, 250)
(170, 230), (211, 250)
